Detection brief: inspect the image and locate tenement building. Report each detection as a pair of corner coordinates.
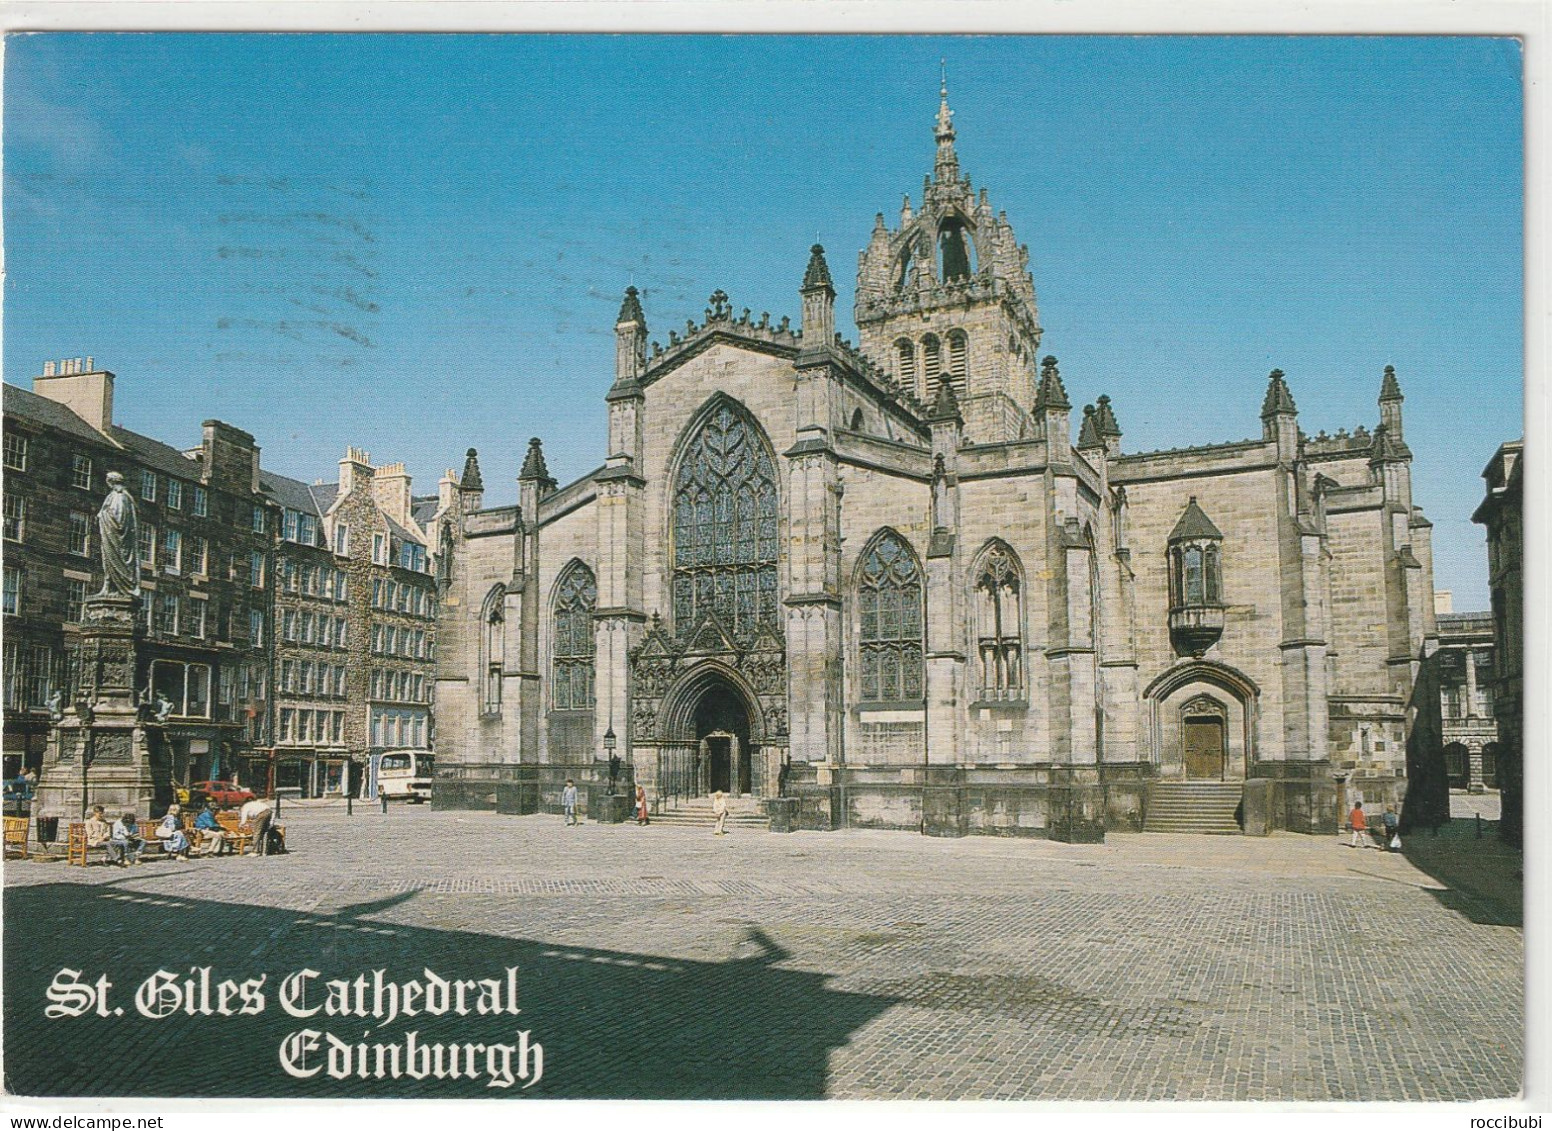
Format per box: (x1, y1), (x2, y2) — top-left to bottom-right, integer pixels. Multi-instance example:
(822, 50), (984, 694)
(3, 359), (273, 792)
(433, 88), (1438, 838)
(261, 450), (440, 798)
(1473, 440), (1522, 847)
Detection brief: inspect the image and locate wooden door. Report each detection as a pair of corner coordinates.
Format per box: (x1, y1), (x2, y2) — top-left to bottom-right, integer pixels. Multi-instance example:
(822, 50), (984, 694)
(1183, 717), (1225, 779)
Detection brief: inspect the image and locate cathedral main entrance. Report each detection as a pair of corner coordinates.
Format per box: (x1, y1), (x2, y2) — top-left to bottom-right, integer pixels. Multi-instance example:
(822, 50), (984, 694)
(694, 680), (753, 796)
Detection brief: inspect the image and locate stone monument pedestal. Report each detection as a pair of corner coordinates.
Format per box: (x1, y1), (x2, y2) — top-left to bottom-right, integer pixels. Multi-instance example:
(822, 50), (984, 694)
(34, 593), (164, 837)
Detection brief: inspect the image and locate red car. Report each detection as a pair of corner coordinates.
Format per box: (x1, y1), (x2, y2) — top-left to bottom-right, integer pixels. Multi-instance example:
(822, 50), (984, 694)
(189, 780), (255, 809)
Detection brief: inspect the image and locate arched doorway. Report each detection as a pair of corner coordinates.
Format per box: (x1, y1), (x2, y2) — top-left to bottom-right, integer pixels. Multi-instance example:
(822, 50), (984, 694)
(1182, 695), (1228, 780)
(695, 682), (753, 795)
(655, 663), (765, 799)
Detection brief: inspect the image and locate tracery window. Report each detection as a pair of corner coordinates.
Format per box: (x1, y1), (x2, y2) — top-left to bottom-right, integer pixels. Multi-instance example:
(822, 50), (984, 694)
(974, 542), (1023, 699)
(552, 561), (597, 711)
(858, 530), (924, 703)
(481, 585), (505, 716)
(671, 401), (780, 643)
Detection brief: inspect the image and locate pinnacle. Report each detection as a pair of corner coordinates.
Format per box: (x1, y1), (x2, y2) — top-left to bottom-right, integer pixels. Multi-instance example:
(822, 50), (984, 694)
(1379, 364), (1403, 403)
(928, 377), (961, 422)
(802, 244), (835, 293)
(1077, 404), (1104, 449)
(617, 285), (645, 326)
(1096, 394), (1122, 437)
(460, 448), (484, 492)
(519, 436), (551, 482)
(1034, 356), (1070, 413)
(1260, 369), (1298, 418)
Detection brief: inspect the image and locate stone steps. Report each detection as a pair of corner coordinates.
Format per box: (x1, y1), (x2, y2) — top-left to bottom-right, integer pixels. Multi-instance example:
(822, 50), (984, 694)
(649, 797), (768, 829)
(1144, 782), (1243, 835)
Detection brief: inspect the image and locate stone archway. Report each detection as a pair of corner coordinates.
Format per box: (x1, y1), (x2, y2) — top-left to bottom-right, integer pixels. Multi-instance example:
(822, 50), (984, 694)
(657, 662), (766, 798)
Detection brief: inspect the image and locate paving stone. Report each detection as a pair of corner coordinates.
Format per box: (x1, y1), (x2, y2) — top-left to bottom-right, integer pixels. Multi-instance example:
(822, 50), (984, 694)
(2, 808), (1521, 1100)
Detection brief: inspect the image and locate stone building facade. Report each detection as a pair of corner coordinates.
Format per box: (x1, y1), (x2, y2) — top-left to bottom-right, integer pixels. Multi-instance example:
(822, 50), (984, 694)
(261, 450), (440, 797)
(1431, 605), (1500, 793)
(2, 360), (273, 794)
(433, 89), (1436, 838)
(1473, 440), (1522, 847)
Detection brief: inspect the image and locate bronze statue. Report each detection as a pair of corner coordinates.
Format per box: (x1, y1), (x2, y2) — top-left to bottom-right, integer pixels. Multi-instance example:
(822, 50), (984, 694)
(96, 471), (140, 597)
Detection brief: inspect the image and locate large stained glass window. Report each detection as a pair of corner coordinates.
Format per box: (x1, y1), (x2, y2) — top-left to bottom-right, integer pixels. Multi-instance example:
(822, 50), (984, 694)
(672, 401), (780, 643)
(552, 561), (597, 710)
(858, 530), (924, 702)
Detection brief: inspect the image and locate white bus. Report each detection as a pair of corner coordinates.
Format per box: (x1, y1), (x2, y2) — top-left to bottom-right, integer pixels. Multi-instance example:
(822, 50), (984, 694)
(376, 749), (434, 802)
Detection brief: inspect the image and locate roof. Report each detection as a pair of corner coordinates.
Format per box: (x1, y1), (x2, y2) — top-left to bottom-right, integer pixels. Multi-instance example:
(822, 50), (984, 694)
(108, 425), (205, 480)
(3, 383), (111, 445)
(260, 470), (324, 515)
(1169, 496), (1223, 541)
(310, 482), (340, 514)
(383, 510), (425, 548)
(411, 495), (440, 528)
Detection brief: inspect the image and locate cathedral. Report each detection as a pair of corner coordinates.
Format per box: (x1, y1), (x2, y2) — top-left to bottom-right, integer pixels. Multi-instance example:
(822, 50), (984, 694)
(431, 85), (1436, 840)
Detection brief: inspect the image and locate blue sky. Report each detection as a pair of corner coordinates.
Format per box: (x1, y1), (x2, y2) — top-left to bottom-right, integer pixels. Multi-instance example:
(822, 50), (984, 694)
(3, 34), (1523, 607)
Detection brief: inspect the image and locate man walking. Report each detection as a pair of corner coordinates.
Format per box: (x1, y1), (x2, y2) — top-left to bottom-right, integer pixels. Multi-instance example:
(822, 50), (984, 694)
(562, 779), (579, 826)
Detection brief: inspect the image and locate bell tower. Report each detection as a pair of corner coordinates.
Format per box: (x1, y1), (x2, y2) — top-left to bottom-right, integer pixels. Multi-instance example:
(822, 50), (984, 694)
(856, 72), (1043, 443)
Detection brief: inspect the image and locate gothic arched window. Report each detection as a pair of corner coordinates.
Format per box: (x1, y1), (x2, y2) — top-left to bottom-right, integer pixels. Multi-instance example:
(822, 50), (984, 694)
(481, 585), (505, 716)
(938, 217), (975, 281)
(552, 561), (597, 711)
(973, 542), (1023, 699)
(858, 530), (924, 703)
(671, 400), (780, 643)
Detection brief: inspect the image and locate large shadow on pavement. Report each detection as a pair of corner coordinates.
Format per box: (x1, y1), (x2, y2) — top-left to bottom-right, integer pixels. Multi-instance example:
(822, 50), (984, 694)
(3, 880), (897, 1099)
(1401, 825), (1522, 928)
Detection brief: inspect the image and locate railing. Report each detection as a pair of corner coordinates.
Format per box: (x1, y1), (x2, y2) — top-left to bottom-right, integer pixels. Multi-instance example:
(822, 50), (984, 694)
(654, 747), (699, 814)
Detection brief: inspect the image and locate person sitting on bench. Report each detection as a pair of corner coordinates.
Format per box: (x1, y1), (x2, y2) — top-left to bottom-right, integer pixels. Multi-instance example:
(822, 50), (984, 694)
(156, 804), (192, 861)
(193, 800), (229, 856)
(84, 805), (112, 856)
(108, 811), (144, 866)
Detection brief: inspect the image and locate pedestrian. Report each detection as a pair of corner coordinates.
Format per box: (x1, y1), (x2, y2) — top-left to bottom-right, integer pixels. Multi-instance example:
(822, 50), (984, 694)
(1347, 801), (1373, 849)
(156, 804), (192, 860)
(240, 795), (275, 857)
(712, 789), (728, 836)
(634, 783), (650, 826)
(562, 779), (578, 827)
(108, 811), (143, 866)
(1381, 804), (1401, 851)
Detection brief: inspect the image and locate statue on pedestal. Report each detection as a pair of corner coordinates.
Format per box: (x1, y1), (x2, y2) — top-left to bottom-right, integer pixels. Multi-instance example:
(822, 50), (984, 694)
(96, 471), (140, 598)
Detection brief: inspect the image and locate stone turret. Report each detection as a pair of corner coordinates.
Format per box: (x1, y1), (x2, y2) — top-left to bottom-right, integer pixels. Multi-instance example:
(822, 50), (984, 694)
(1378, 364), (1405, 446)
(1260, 369), (1298, 461)
(799, 244), (836, 356)
(1076, 404), (1105, 452)
(1096, 394), (1123, 457)
(614, 285), (648, 386)
(1035, 356), (1071, 463)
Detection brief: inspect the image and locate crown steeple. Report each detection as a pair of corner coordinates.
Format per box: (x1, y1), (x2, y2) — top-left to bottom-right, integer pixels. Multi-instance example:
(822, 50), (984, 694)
(854, 74), (1043, 444)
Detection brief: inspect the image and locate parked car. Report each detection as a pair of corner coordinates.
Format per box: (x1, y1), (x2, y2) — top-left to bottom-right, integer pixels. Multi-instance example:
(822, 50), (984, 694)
(188, 780), (256, 809)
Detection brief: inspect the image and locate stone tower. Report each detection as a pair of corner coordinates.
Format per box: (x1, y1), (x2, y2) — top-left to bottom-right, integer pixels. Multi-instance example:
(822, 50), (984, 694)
(855, 74), (1043, 444)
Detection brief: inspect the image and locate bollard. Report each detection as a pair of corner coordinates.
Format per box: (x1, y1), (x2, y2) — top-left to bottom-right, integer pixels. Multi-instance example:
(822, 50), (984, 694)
(1477, 813), (1483, 839)
(380, 791), (388, 815)
(347, 794), (353, 817)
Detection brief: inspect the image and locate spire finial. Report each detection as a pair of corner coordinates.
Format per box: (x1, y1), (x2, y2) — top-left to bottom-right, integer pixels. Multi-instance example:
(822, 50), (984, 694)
(933, 60), (958, 182)
(941, 57), (948, 100)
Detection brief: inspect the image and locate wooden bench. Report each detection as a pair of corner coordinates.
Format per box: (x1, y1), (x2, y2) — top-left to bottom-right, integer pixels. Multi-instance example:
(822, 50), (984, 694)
(3, 815), (29, 860)
(214, 811), (287, 855)
(66, 822), (110, 866)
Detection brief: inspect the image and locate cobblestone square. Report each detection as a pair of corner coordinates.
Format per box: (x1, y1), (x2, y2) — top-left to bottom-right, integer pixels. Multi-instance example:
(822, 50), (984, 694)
(2, 807), (1522, 1101)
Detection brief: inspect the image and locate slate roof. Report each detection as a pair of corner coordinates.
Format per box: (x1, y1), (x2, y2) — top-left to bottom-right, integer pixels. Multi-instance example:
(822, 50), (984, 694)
(260, 471), (324, 515)
(1169, 496), (1223, 541)
(4, 383), (111, 445)
(107, 425), (204, 480)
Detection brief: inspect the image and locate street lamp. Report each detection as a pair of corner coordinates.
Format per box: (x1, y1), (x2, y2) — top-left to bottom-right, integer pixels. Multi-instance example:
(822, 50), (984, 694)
(603, 724), (619, 792)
